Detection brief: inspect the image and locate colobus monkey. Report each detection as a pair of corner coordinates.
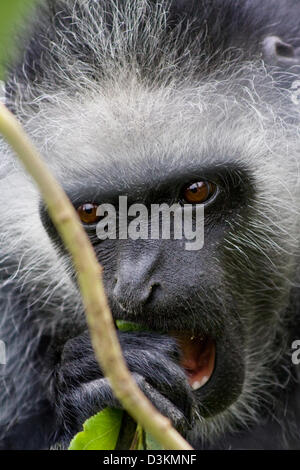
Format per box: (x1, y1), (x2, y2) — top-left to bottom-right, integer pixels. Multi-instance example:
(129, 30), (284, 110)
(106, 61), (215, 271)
(1, 0), (300, 450)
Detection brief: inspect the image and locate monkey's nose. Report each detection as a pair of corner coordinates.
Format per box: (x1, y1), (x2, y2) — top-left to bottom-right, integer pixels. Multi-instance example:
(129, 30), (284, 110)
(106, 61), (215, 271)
(113, 277), (160, 310)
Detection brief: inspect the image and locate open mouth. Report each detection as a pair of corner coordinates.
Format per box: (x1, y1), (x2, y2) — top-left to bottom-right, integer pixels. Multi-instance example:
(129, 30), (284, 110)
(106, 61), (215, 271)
(116, 318), (244, 416)
(172, 333), (216, 391)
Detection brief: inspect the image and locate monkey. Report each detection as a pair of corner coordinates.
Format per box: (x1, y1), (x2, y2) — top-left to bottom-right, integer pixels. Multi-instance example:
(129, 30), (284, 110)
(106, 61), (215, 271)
(1, 0), (300, 450)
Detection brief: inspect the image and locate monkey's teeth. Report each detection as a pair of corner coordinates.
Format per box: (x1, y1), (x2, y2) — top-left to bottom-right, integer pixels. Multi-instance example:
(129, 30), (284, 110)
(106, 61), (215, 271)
(191, 376), (209, 390)
(171, 333), (216, 390)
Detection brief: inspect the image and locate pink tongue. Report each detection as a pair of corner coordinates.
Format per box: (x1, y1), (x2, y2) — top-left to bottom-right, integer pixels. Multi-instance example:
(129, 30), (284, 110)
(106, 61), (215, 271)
(172, 333), (216, 389)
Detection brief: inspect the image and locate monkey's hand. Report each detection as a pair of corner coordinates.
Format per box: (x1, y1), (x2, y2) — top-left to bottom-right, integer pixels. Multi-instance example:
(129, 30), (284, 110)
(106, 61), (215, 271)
(51, 331), (196, 445)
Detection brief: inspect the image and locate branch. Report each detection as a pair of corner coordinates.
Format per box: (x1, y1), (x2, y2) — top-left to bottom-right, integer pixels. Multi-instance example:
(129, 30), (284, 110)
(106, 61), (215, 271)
(0, 102), (193, 450)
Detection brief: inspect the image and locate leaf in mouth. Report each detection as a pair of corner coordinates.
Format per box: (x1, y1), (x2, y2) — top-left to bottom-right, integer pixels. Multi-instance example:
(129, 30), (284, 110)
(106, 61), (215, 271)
(115, 320), (147, 332)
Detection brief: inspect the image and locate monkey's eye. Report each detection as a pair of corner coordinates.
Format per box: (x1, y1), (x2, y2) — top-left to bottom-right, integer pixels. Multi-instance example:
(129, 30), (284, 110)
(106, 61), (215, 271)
(183, 181), (216, 204)
(77, 203), (99, 224)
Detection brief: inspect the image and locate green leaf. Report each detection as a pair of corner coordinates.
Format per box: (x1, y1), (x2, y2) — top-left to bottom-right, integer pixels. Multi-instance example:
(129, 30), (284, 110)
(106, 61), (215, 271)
(0, 0), (39, 80)
(129, 424), (145, 450)
(145, 433), (164, 450)
(69, 408), (123, 450)
(116, 320), (147, 332)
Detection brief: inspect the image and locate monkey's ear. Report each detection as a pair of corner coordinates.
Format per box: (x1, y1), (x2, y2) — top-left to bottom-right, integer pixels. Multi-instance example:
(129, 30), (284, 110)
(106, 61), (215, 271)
(262, 36), (300, 67)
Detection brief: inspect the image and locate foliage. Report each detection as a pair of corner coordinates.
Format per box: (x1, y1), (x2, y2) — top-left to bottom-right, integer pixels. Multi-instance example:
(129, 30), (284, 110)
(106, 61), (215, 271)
(69, 408), (123, 450)
(0, 0), (39, 79)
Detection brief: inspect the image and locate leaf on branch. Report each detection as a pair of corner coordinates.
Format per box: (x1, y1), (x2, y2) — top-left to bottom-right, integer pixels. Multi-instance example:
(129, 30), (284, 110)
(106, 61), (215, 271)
(68, 408), (123, 450)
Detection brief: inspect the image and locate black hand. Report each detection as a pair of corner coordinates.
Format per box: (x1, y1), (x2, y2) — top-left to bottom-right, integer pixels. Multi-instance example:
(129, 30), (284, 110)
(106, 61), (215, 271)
(51, 330), (195, 445)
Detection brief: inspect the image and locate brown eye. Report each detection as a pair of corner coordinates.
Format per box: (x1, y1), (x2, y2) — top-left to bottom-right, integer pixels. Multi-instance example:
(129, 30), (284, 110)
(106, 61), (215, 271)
(77, 203), (99, 224)
(183, 181), (216, 204)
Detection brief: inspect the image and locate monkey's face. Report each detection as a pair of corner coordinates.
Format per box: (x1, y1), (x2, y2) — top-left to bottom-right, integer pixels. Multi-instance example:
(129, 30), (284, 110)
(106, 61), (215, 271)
(38, 83), (298, 433)
(91, 172), (248, 419)
(40, 161), (257, 421)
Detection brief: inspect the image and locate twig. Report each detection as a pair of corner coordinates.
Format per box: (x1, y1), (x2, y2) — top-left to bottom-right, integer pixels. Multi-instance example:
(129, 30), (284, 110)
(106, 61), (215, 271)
(0, 102), (193, 450)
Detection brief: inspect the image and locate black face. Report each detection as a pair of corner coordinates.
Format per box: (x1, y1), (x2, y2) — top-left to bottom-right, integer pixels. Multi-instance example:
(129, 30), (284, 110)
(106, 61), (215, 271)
(40, 164), (253, 419)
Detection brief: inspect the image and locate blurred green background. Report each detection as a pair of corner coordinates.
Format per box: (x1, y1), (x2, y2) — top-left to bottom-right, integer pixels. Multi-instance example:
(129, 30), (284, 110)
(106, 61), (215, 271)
(0, 0), (39, 80)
